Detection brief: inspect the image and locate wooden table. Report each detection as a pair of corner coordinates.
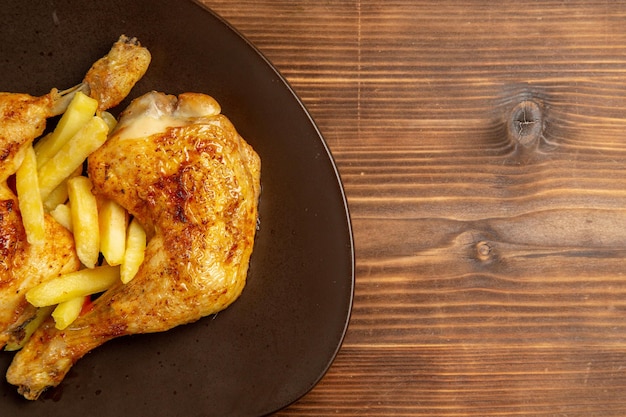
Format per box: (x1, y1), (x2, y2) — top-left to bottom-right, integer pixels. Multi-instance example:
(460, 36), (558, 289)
(200, 1), (626, 415)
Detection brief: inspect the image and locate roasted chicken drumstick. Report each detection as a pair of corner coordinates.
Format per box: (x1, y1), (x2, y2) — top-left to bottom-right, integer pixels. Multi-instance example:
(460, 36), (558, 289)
(0, 35), (150, 348)
(7, 91), (261, 400)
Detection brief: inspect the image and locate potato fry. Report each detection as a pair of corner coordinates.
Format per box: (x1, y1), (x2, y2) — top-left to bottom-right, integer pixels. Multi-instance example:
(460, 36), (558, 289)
(121, 218), (146, 283)
(100, 110), (118, 131)
(38, 116), (109, 202)
(52, 296), (87, 330)
(34, 91), (98, 167)
(15, 145), (45, 245)
(3, 306), (54, 351)
(26, 265), (120, 307)
(42, 181), (69, 212)
(49, 203), (72, 231)
(42, 165), (83, 212)
(67, 176), (100, 268)
(99, 198), (128, 266)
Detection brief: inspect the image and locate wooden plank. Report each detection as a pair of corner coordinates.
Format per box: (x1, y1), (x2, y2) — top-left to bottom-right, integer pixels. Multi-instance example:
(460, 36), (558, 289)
(279, 345), (626, 416)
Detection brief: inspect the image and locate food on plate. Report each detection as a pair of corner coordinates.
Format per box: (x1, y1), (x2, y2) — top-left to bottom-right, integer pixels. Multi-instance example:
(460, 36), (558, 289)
(121, 217), (146, 284)
(66, 176), (101, 268)
(0, 35), (150, 351)
(83, 36), (152, 113)
(0, 85), (83, 183)
(14, 146), (45, 245)
(26, 265), (121, 308)
(37, 107), (109, 203)
(4, 87), (261, 399)
(98, 197), (128, 266)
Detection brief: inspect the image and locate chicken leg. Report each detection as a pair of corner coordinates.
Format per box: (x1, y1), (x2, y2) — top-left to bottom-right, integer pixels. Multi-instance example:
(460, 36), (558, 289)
(6, 91), (261, 400)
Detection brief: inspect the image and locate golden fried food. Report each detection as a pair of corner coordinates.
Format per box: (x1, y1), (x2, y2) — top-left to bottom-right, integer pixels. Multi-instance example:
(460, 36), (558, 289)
(6, 91), (261, 400)
(0, 35), (150, 349)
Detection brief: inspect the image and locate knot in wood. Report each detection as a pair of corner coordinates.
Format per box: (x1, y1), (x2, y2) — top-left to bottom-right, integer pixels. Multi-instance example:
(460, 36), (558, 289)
(507, 99), (543, 146)
(475, 241), (493, 262)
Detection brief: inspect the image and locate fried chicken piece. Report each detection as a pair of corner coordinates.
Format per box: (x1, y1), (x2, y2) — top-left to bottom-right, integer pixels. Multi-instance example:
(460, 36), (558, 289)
(84, 35), (152, 113)
(6, 91), (261, 400)
(0, 35), (150, 184)
(0, 184), (81, 349)
(0, 35), (150, 348)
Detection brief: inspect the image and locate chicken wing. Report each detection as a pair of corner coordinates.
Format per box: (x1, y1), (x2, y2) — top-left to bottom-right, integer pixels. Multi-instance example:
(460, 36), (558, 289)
(83, 35), (152, 113)
(6, 91), (261, 400)
(0, 35), (150, 348)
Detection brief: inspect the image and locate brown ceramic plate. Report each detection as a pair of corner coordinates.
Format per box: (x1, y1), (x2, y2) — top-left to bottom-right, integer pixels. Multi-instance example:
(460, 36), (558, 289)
(0, 0), (354, 415)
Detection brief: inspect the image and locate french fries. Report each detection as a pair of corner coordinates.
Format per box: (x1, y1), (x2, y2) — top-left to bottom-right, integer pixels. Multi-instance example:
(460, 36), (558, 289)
(12, 84), (150, 335)
(26, 265), (120, 307)
(43, 165), (82, 212)
(49, 203), (72, 231)
(100, 110), (118, 131)
(67, 176), (100, 268)
(98, 198), (127, 266)
(15, 145), (45, 245)
(52, 296), (88, 330)
(38, 115), (109, 201)
(34, 91), (98, 167)
(121, 218), (146, 283)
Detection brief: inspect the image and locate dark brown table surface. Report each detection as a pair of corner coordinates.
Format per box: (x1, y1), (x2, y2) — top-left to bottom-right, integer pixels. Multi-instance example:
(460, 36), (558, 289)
(200, 1), (626, 415)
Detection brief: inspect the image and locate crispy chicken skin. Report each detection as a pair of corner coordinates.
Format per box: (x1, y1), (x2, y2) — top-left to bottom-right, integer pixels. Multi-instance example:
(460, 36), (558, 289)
(84, 35), (151, 113)
(0, 90), (63, 183)
(0, 185), (81, 349)
(0, 35), (150, 348)
(6, 91), (261, 400)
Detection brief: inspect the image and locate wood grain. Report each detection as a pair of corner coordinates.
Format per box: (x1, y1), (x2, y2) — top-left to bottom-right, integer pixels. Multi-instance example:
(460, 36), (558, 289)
(201, 1), (626, 415)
